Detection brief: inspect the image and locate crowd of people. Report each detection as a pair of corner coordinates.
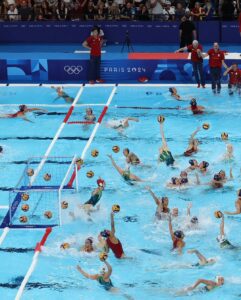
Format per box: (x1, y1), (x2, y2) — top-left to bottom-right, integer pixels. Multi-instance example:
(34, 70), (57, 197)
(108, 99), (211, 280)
(0, 0), (240, 21)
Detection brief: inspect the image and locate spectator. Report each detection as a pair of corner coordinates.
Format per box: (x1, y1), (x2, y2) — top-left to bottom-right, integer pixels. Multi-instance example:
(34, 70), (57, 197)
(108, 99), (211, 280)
(138, 4), (149, 20)
(85, 1), (96, 19)
(96, 1), (107, 19)
(179, 14), (196, 48)
(149, 0), (163, 20)
(162, 1), (175, 20)
(8, 4), (19, 20)
(41, 0), (53, 19)
(191, 2), (205, 20)
(18, 0), (32, 20)
(175, 3), (186, 20)
(202, 42), (228, 93)
(108, 2), (120, 19)
(69, 2), (82, 20)
(56, 0), (68, 19)
(82, 27), (104, 84)
(203, 0), (214, 20)
(120, 2), (134, 20)
(221, 0), (234, 20)
(47, 0), (58, 10)
(176, 40), (205, 88)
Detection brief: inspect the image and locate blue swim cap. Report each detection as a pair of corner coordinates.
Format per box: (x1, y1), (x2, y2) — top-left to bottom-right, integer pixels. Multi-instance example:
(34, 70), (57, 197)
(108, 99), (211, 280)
(174, 230), (184, 239)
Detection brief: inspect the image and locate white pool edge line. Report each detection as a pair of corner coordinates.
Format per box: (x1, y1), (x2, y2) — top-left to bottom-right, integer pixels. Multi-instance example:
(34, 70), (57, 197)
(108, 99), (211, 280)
(0, 227), (10, 246)
(30, 84), (84, 185)
(0, 83), (229, 87)
(0, 205), (9, 209)
(67, 85), (117, 186)
(15, 228), (52, 300)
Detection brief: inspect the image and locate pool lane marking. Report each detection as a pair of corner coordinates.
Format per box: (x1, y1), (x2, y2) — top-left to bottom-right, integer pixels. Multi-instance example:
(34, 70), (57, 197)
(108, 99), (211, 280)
(30, 84), (84, 186)
(15, 227), (52, 300)
(67, 84), (118, 187)
(0, 227), (10, 246)
(0, 104), (105, 108)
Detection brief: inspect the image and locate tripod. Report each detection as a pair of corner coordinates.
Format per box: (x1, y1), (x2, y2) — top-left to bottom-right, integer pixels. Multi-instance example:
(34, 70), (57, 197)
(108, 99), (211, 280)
(121, 30), (134, 53)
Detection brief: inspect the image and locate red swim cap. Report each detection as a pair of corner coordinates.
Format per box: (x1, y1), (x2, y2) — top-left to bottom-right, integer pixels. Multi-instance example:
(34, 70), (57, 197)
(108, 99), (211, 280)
(97, 179), (105, 187)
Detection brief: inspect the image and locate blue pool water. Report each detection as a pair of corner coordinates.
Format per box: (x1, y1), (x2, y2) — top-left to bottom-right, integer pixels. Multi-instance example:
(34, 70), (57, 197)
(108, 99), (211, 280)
(0, 85), (241, 300)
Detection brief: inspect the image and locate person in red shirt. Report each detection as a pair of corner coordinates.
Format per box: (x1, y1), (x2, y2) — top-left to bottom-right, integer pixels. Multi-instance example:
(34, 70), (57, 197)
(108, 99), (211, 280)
(99, 212), (125, 259)
(82, 27), (104, 84)
(202, 42), (228, 93)
(176, 40), (205, 88)
(191, 2), (206, 21)
(223, 64), (241, 95)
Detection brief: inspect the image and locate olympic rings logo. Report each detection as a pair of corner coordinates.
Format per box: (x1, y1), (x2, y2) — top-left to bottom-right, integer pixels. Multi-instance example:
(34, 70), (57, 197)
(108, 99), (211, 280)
(64, 65), (83, 75)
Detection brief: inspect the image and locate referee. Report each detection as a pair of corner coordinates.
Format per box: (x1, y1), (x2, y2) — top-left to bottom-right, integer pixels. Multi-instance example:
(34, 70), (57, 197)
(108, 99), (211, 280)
(82, 27), (104, 84)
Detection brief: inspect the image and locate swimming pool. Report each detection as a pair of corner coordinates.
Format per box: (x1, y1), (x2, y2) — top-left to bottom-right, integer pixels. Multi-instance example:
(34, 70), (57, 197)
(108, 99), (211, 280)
(0, 84), (241, 300)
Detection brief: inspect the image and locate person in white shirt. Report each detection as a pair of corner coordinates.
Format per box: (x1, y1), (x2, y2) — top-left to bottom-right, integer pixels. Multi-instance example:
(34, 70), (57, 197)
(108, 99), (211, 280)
(8, 4), (18, 21)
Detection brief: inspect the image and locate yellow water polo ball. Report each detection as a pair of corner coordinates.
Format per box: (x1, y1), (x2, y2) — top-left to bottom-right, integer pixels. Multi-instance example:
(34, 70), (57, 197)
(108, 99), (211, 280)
(221, 132), (228, 140)
(86, 170), (94, 178)
(61, 201), (68, 209)
(76, 158), (84, 166)
(21, 193), (29, 201)
(44, 211), (53, 219)
(157, 115), (165, 123)
(19, 216), (28, 223)
(27, 168), (34, 176)
(99, 252), (108, 261)
(44, 173), (51, 181)
(91, 149), (99, 157)
(112, 146), (120, 153)
(21, 204), (29, 212)
(214, 210), (223, 218)
(60, 242), (70, 249)
(112, 204), (120, 213)
(202, 123), (210, 130)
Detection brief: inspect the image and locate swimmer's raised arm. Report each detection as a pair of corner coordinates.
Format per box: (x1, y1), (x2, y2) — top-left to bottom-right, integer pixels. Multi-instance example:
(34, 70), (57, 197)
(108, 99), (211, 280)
(103, 260), (112, 278)
(110, 212), (116, 235)
(145, 186), (160, 206)
(187, 249), (208, 264)
(220, 213), (225, 236)
(107, 154), (124, 175)
(187, 279), (216, 291)
(186, 203), (192, 216)
(168, 215), (175, 241)
(76, 265), (98, 280)
(190, 127), (201, 140)
(159, 123), (168, 149)
(229, 167), (233, 179)
(224, 200), (241, 215)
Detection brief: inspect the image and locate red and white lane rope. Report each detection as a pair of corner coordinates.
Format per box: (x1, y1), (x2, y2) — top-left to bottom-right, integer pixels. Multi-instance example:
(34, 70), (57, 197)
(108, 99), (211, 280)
(30, 85), (84, 185)
(67, 84), (118, 187)
(15, 227), (52, 300)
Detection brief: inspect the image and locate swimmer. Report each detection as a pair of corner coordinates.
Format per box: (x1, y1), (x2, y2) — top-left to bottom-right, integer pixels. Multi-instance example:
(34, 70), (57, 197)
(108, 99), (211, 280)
(211, 174), (224, 188)
(80, 237), (95, 253)
(0, 146), (2, 154)
(98, 212), (126, 259)
(180, 171), (189, 185)
(123, 148), (140, 165)
(0, 105), (47, 122)
(76, 259), (114, 291)
(51, 86), (74, 103)
(198, 161), (209, 174)
(169, 87), (181, 101)
(217, 212), (235, 249)
(166, 177), (182, 188)
(84, 107), (96, 122)
(186, 98), (205, 115)
(168, 215), (185, 254)
(186, 203), (199, 229)
(107, 117), (139, 131)
(224, 189), (241, 215)
(107, 154), (145, 183)
(188, 249), (216, 266)
(223, 143), (234, 161)
(145, 186), (170, 220)
(184, 127), (201, 156)
(159, 123), (175, 166)
(69, 178), (105, 218)
(186, 276), (224, 292)
(172, 207), (179, 218)
(218, 168), (233, 182)
(185, 159), (199, 172)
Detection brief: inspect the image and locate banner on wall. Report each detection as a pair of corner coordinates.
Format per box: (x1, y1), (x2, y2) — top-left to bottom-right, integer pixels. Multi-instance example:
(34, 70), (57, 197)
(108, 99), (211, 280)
(0, 58), (240, 83)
